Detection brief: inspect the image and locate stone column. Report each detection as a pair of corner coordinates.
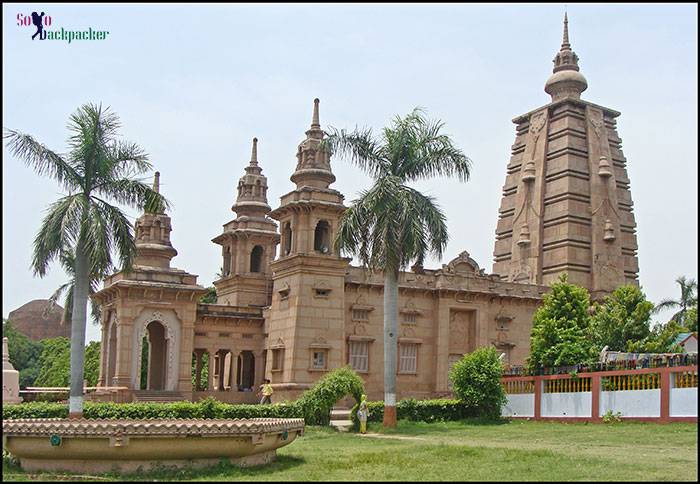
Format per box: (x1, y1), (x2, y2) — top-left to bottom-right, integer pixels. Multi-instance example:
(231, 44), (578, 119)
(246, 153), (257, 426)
(113, 319), (134, 388)
(254, 351), (264, 389)
(434, 296), (451, 393)
(194, 350), (203, 391)
(97, 315), (109, 387)
(231, 351), (240, 391)
(207, 349), (215, 391)
(3, 337), (22, 404)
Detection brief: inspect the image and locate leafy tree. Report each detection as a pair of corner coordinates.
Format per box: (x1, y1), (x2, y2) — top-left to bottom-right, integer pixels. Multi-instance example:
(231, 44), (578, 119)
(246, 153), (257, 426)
(685, 305), (697, 333)
(527, 274), (597, 371)
(325, 108), (471, 427)
(200, 286), (217, 304)
(627, 320), (685, 354)
(5, 103), (168, 417)
(653, 276), (698, 328)
(34, 338), (101, 387)
(589, 285), (654, 352)
(449, 347), (506, 419)
(2, 320), (43, 388)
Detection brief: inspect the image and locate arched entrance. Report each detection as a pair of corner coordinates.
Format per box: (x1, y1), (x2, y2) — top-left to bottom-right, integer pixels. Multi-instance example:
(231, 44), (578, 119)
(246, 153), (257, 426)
(140, 321), (168, 390)
(237, 351), (255, 391)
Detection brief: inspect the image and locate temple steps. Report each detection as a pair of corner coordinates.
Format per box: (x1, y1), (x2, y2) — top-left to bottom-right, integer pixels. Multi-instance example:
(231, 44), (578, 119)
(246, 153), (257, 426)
(329, 407), (353, 432)
(133, 390), (188, 403)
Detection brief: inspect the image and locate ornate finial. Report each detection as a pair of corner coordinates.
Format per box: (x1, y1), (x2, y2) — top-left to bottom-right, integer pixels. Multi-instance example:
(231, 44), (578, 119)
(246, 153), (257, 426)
(250, 137), (258, 166)
(153, 171), (160, 193)
(544, 12), (588, 100)
(311, 98), (320, 128)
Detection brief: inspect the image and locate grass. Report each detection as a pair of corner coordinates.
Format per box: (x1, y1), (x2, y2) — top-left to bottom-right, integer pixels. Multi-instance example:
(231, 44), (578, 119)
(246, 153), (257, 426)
(2, 420), (697, 481)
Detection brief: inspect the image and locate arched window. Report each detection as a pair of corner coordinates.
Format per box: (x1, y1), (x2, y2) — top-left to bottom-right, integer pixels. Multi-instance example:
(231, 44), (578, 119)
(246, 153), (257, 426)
(250, 245), (264, 273)
(314, 220), (331, 254)
(282, 223), (292, 256)
(223, 247), (231, 277)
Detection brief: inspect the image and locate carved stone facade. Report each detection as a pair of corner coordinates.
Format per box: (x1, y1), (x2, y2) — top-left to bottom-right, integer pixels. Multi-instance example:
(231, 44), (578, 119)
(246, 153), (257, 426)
(94, 17), (639, 403)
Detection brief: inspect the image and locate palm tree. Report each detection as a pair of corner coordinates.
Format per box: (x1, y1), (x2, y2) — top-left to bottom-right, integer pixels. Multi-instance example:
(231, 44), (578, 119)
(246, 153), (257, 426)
(45, 246), (108, 326)
(324, 108), (471, 427)
(654, 276), (698, 328)
(4, 103), (168, 418)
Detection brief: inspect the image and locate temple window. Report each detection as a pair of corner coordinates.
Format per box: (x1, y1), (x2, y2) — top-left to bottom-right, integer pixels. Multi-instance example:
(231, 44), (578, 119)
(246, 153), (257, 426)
(311, 350), (327, 370)
(250, 245), (264, 273)
(271, 348), (284, 371)
(314, 220), (331, 254)
(348, 341), (369, 373)
(352, 309), (369, 321)
(282, 222), (292, 256)
(398, 343), (418, 374)
(223, 247), (231, 277)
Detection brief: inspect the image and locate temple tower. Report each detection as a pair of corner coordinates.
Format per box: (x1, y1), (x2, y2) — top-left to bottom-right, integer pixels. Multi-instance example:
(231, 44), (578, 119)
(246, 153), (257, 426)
(266, 99), (348, 400)
(213, 138), (280, 306)
(93, 172), (206, 399)
(492, 14), (639, 300)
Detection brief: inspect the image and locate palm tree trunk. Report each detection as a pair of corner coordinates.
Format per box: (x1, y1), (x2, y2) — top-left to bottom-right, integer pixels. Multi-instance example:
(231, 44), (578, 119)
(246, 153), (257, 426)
(383, 269), (398, 428)
(68, 240), (89, 419)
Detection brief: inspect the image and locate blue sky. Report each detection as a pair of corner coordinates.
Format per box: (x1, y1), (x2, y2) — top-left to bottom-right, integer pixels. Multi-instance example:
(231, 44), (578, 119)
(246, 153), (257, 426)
(3, 3), (697, 343)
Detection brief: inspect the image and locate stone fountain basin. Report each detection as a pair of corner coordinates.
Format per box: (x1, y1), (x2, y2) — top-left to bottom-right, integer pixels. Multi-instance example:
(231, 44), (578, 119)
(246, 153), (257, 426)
(2, 418), (305, 473)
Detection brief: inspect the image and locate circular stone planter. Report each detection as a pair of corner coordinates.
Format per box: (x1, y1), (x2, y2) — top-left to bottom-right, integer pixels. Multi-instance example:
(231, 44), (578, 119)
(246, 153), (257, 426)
(2, 418), (305, 473)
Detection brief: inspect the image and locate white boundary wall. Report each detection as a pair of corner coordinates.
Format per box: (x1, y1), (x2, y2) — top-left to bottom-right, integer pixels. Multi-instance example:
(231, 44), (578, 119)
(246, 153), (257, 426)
(599, 389), (660, 417)
(670, 388), (698, 417)
(541, 392), (591, 417)
(503, 394), (535, 417)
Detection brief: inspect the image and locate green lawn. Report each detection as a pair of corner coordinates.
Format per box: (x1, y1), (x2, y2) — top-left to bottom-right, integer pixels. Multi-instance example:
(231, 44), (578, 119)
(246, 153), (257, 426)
(2, 420), (697, 481)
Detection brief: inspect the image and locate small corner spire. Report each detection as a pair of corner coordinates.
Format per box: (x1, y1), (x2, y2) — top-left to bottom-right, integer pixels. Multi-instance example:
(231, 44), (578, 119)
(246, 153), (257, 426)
(311, 98), (320, 128)
(153, 171), (160, 193)
(250, 137), (258, 166)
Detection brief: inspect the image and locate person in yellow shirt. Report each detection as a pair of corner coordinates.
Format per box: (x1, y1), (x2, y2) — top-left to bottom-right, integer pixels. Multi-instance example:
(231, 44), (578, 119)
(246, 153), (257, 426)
(357, 394), (369, 434)
(258, 378), (273, 404)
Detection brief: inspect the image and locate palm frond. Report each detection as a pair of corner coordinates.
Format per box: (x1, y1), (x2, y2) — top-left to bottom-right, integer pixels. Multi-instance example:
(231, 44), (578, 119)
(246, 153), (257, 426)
(31, 195), (86, 277)
(323, 127), (387, 178)
(4, 129), (82, 192)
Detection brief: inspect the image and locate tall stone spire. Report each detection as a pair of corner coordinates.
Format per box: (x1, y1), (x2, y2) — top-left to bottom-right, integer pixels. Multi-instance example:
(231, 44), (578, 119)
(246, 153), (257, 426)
(290, 98), (336, 189)
(494, 16), (640, 300)
(134, 171), (177, 268)
(544, 13), (588, 101)
(232, 137), (271, 217)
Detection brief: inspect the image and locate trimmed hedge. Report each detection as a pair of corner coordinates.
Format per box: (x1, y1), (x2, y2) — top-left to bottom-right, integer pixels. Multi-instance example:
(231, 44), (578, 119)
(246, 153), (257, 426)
(4, 367), (366, 425)
(350, 398), (481, 426)
(2, 398), (302, 421)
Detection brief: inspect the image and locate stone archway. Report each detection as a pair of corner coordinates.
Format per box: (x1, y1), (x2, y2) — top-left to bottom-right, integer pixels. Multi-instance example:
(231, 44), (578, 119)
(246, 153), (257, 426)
(237, 351), (255, 391)
(106, 318), (118, 385)
(132, 310), (180, 391)
(145, 321), (168, 390)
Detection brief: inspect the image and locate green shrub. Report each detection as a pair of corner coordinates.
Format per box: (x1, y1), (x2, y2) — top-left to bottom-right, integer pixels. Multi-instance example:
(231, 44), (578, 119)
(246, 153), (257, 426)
(296, 366), (365, 425)
(449, 347), (507, 419)
(350, 399), (478, 426)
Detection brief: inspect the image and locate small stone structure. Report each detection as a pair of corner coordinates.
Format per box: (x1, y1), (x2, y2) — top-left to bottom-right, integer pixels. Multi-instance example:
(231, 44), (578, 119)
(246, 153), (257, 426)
(2, 418), (305, 473)
(3, 337), (22, 404)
